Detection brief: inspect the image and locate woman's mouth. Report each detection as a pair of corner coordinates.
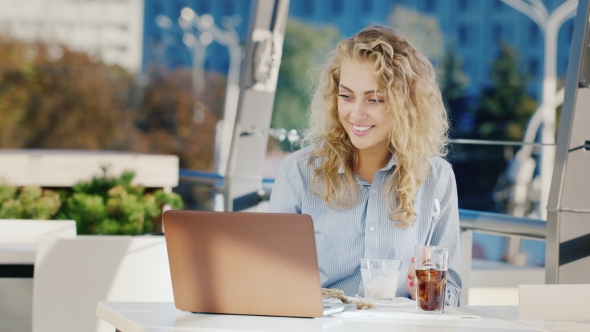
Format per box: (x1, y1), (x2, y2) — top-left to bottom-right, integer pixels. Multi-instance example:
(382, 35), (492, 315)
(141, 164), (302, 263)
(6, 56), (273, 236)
(351, 124), (375, 136)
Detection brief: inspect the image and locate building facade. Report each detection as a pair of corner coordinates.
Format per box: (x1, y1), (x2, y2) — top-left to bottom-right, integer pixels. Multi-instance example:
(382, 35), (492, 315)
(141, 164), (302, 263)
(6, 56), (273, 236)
(0, 0), (145, 73)
(0, 0), (574, 97)
(142, 0), (574, 100)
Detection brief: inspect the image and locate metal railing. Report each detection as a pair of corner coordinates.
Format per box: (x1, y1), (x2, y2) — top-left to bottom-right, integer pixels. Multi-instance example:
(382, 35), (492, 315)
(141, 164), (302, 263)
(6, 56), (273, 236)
(458, 209), (546, 240)
(177, 170), (547, 238)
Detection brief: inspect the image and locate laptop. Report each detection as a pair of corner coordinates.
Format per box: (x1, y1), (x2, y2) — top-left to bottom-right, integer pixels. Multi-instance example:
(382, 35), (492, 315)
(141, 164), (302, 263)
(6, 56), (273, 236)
(162, 210), (349, 318)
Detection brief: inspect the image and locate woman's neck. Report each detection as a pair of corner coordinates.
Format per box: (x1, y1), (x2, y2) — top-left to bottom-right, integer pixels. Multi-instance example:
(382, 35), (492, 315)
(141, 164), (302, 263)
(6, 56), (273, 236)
(354, 146), (391, 183)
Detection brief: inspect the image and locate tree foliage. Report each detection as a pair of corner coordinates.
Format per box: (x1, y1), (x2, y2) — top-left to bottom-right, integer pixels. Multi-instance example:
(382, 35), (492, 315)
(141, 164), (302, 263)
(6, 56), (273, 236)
(439, 47), (469, 103)
(474, 44), (537, 141)
(438, 47), (470, 137)
(0, 37), (221, 171)
(135, 66), (222, 170)
(388, 5), (444, 63)
(0, 38), (138, 150)
(270, 19), (340, 150)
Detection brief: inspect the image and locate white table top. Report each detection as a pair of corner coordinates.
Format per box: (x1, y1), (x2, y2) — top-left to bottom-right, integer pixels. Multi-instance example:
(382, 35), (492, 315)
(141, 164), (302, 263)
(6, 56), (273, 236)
(96, 301), (586, 332)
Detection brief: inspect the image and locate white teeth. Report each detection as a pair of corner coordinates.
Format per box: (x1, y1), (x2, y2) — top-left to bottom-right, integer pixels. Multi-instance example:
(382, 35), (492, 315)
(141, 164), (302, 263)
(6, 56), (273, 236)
(352, 125), (373, 131)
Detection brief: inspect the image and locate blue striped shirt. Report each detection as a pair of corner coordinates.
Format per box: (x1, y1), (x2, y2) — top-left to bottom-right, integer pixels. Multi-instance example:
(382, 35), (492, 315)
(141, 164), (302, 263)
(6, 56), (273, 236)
(268, 145), (462, 306)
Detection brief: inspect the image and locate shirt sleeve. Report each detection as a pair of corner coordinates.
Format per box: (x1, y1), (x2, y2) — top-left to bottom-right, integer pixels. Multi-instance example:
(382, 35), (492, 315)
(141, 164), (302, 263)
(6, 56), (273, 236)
(432, 162), (463, 306)
(268, 157), (303, 214)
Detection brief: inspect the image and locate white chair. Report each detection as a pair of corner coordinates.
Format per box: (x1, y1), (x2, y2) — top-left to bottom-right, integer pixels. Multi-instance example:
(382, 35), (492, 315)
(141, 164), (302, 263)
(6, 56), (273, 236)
(32, 236), (174, 332)
(0, 219), (76, 332)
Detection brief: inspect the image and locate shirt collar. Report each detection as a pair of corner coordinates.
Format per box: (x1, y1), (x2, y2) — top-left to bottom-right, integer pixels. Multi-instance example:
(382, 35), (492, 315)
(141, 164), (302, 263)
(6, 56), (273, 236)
(337, 153), (397, 173)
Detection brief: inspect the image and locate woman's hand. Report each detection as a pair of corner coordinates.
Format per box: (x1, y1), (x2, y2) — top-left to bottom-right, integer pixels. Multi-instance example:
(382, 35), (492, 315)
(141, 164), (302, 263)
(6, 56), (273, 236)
(405, 257), (417, 300)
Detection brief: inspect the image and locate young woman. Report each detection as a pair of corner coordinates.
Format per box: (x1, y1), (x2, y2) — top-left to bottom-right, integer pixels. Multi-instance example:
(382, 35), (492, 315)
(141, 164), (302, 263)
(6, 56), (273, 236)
(269, 26), (462, 306)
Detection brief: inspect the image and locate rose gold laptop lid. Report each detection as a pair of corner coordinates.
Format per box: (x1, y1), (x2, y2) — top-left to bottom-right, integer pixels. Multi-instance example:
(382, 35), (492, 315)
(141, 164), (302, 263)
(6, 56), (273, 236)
(162, 210), (325, 318)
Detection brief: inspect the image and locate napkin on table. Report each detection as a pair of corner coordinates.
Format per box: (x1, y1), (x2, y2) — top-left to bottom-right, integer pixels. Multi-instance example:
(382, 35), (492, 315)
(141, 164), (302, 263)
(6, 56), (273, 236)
(330, 298), (480, 320)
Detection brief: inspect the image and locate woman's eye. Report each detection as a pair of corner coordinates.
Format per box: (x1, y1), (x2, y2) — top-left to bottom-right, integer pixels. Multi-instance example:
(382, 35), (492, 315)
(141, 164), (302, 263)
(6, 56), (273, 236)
(338, 94), (352, 101)
(368, 99), (385, 104)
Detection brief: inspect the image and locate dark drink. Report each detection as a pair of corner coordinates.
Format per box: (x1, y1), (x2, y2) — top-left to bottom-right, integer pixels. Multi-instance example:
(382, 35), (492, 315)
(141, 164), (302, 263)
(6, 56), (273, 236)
(416, 268), (447, 312)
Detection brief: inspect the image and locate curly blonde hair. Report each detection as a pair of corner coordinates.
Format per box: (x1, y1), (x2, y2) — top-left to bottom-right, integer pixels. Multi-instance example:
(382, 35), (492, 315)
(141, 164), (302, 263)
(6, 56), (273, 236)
(303, 26), (449, 227)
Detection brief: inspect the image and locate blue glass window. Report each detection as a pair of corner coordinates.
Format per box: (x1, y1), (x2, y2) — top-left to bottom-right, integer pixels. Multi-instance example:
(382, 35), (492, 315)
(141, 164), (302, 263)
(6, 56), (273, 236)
(529, 22), (539, 45)
(458, 25), (468, 45)
(303, 0), (314, 15)
(458, 0), (469, 11)
(362, 0), (373, 13)
(424, 0), (435, 13)
(528, 58), (539, 77)
(333, 0), (343, 15)
(493, 24), (502, 42)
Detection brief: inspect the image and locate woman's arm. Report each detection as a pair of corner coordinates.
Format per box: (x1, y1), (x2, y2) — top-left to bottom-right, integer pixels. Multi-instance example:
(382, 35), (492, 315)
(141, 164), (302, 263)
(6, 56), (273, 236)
(432, 161), (463, 306)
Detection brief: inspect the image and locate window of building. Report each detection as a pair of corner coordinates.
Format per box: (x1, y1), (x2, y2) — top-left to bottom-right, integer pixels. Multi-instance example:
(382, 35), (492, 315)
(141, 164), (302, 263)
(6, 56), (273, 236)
(458, 0), (469, 11)
(303, 0), (314, 16)
(562, 58), (569, 74)
(458, 25), (468, 45)
(493, 0), (504, 11)
(152, 1), (163, 14)
(526, 22), (538, 46)
(528, 58), (539, 77)
(197, 1), (210, 14)
(567, 21), (574, 42)
(424, 0), (436, 13)
(222, 0), (234, 16)
(462, 59), (471, 75)
(361, 0), (373, 14)
(332, 0), (343, 15)
(173, 0), (184, 16)
(493, 24), (502, 42)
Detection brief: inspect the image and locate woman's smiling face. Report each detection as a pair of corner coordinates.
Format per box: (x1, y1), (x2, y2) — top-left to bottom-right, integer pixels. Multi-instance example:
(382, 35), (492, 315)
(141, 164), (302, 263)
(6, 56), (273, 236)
(337, 59), (391, 154)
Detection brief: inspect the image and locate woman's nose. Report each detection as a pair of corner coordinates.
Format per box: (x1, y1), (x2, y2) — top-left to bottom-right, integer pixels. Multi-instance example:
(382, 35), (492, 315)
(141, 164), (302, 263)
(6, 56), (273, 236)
(351, 101), (368, 119)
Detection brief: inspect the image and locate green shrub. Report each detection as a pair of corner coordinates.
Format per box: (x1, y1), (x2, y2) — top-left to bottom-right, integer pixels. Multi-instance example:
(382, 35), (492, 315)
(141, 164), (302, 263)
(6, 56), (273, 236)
(0, 183), (61, 219)
(55, 169), (184, 235)
(1, 169), (184, 235)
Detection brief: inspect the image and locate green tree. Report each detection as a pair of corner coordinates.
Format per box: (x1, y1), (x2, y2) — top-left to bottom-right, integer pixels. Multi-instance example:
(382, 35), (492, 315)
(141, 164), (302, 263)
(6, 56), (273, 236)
(438, 47), (470, 136)
(0, 38), (140, 150)
(439, 48), (469, 104)
(474, 44), (537, 141)
(0, 37), (221, 172)
(388, 5), (444, 63)
(135, 66), (222, 170)
(270, 19), (340, 151)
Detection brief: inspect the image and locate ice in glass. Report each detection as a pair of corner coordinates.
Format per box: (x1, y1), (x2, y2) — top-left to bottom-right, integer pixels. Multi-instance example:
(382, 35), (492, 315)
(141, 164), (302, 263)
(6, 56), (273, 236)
(360, 259), (402, 301)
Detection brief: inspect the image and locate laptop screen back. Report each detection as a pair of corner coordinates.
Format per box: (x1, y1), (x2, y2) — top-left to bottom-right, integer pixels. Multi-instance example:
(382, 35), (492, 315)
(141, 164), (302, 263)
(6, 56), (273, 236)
(163, 210), (325, 318)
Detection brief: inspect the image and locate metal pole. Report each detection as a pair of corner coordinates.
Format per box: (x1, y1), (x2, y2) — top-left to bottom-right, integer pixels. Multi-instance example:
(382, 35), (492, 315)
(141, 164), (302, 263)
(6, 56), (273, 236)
(539, 0), (578, 221)
(546, 0), (590, 284)
(222, 0), (290, 211)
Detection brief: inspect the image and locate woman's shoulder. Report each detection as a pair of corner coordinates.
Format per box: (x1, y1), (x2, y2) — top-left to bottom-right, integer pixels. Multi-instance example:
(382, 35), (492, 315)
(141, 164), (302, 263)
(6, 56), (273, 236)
(429, 155), (455, 179)
(431, 155), (452, 169)
(280, 145), (316, 167)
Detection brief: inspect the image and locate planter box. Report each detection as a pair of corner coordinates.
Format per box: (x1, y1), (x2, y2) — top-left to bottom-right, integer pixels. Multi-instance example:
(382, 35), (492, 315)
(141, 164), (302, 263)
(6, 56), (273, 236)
(0, 149), (179, 191)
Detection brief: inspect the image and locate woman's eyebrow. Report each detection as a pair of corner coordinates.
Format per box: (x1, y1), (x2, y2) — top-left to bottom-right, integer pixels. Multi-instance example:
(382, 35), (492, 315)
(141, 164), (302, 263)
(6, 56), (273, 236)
(339, 84), (382, 95)
(338, 84), (352, 92)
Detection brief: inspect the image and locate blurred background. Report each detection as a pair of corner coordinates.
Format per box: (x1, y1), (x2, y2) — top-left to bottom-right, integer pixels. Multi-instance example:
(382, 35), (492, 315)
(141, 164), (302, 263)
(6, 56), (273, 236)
(0, 0), (576, 269)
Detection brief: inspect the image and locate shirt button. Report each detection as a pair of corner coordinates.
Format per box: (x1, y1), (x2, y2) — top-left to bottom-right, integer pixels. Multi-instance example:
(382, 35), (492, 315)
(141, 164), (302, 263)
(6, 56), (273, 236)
(369, 226), (375, 231)
(372, 189), (376, 194)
